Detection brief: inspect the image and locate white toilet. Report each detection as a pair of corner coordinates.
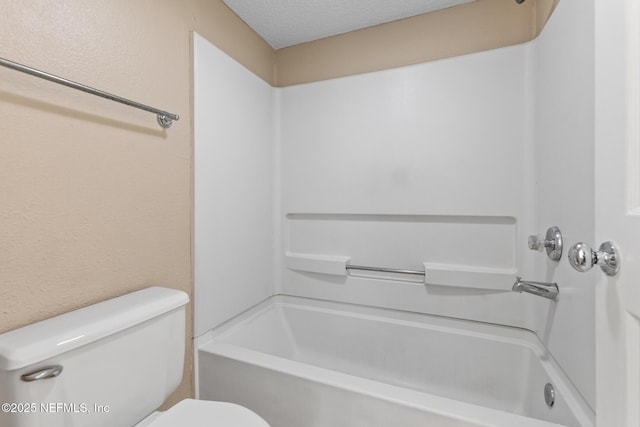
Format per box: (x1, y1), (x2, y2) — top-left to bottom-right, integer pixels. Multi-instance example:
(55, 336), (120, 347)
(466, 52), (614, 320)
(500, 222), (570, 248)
(0, 287), (270, 427)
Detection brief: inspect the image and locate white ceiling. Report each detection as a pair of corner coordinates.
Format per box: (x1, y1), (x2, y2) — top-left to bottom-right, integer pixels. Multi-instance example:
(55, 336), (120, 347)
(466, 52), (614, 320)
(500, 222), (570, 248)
(223, 0), (477, 49)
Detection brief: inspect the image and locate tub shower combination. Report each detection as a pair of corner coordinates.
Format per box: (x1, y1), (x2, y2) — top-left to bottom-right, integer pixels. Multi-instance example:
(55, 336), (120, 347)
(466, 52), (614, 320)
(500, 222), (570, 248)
(196, 296), (593, 427)
(193, 5), (600, 423)
(194, 226), (594, 426)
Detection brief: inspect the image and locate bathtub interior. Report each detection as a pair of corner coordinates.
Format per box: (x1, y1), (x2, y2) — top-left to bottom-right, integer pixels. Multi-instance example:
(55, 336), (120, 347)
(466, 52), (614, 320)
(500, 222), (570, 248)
(200, 347), (555, 427)
(203, 296), (592, 427)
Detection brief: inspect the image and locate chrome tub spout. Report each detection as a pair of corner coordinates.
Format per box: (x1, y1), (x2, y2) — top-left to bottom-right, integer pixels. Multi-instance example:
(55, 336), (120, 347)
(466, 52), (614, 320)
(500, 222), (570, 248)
(512, 277), (559, 301)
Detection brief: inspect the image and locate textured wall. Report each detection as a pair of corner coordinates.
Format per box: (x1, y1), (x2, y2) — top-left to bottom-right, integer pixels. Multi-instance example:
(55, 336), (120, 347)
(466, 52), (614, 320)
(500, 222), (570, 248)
(274, 0), (559, 86)
(0, 0), (272, 407)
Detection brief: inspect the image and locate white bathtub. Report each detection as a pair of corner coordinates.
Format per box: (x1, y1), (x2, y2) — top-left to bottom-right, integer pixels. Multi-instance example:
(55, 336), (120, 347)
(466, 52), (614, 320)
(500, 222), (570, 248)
(196, 296), (594, 427)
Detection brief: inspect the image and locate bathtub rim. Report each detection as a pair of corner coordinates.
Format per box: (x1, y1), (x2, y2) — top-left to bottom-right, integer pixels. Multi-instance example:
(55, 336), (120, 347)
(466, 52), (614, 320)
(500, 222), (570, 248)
(194, 294), (594, 427)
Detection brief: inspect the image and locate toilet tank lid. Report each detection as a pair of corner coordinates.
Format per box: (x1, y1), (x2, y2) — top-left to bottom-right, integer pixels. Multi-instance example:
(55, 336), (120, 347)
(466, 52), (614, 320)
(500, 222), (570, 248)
(0, 287), (189, 371)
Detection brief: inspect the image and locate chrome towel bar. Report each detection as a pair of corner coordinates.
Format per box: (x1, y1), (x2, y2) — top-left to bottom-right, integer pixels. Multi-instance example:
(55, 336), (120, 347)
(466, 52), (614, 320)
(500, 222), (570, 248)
(346, 264), (426, 277)
(0, 56), (179, 128)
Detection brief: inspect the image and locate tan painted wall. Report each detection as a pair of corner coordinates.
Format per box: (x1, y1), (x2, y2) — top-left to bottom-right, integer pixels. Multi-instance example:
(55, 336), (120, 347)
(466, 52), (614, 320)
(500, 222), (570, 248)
(274, 0), (558, 86)
(0, 0), (272, 408)
(536, 0), (561, 34)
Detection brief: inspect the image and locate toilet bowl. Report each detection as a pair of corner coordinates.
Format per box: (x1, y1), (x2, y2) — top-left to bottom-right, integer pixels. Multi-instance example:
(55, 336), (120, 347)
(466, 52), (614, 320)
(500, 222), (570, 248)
(137, 399), (270, 427)
(0, 287), (271, 427)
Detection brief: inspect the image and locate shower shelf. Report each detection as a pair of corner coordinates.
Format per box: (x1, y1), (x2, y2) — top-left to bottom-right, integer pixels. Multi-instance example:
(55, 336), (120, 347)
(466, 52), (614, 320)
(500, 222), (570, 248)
(285, 252), (351, 276)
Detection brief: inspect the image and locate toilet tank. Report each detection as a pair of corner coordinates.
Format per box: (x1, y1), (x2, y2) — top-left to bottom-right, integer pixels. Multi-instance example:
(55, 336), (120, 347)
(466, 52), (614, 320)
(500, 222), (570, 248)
(0, 287), (189, 427)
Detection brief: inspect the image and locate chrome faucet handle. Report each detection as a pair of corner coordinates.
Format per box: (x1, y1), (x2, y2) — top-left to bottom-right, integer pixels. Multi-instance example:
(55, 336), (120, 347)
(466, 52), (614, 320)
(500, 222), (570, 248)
(528, 226), (563, 261)
(568, 241), (620, 276)
(528, 234), (545, 250)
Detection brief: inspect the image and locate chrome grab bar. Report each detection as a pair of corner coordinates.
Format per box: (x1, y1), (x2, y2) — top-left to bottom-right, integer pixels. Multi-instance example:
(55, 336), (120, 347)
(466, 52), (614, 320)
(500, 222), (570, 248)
(20, 365), (63, 382)
(346, 264), (425, 277)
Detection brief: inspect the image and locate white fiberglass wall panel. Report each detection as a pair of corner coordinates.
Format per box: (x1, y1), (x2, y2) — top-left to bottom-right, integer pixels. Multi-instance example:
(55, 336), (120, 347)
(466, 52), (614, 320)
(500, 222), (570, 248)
(194, 33), (274, 336)
(533, 0), (596, 410)
(277, 44), (538, 331)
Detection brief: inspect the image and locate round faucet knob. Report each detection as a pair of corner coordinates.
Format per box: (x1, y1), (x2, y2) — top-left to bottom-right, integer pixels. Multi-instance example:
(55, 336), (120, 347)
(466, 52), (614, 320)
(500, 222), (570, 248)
(568, 241), (620, 276)
(568, 242), (593, 272)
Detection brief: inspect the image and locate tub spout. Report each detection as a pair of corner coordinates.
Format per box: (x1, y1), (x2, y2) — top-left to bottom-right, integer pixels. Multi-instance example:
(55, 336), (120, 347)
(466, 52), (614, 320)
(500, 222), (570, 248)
(512, 277), (558, 301)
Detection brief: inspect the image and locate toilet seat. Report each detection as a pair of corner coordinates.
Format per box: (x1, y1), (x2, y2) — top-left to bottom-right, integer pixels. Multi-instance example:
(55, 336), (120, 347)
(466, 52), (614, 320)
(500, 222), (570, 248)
(142, 399), (270, 427)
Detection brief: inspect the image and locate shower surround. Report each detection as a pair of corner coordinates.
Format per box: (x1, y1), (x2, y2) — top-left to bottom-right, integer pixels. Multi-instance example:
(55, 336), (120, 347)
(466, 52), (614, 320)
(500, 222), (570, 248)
(194, 0), (594, 425)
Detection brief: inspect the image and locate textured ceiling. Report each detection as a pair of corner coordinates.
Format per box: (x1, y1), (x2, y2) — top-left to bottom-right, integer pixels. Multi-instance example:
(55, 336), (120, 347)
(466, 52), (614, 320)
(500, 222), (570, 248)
(223, 0), (477, 49)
